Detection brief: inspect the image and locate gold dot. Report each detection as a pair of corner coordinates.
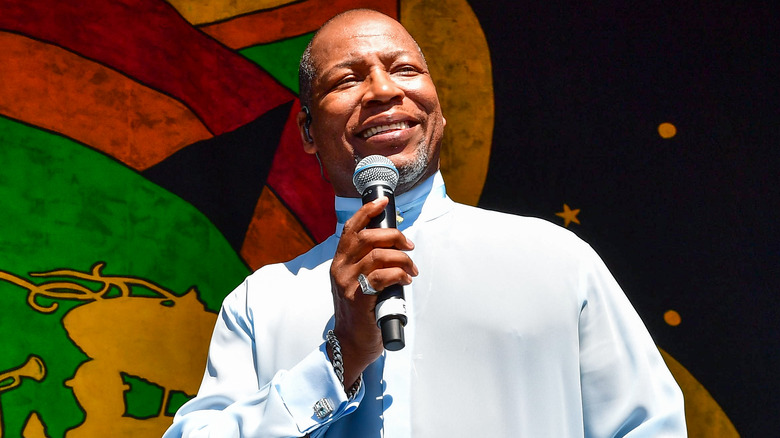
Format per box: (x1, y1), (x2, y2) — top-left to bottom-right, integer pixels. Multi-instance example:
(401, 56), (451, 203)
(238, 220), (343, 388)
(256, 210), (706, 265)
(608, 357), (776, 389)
(664, 310), (682, 326)
(658, 122), (677, 139)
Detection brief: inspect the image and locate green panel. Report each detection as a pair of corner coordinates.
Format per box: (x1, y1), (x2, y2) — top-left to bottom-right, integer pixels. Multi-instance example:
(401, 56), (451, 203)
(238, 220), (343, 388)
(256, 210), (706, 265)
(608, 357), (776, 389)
(241, 33), (314, 94)
(0, 116), (249, 436)
(165, 390), (194, 417)
(122, 373), (164, 419)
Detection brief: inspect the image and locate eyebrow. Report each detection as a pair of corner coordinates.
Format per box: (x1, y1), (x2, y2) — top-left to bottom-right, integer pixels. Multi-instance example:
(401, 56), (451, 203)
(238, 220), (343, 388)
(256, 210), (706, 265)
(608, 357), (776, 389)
(329, 49), (417, 71)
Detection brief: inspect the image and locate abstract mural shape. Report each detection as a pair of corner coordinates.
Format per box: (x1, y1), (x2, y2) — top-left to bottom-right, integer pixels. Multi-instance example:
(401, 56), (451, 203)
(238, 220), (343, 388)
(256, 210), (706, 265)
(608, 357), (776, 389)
(142, 103), (294, 252)
(0, 263), (217, 437)
(0, 31), (212, 170)
(0, 356), (46, 395)
(198, 0), (397, 49)
(401, 0), (494, 206)
(0, 0), (292, 136)
(0, 115), (247, 436)
(168, 0), (297, 25)
(0, 354), (48, 437)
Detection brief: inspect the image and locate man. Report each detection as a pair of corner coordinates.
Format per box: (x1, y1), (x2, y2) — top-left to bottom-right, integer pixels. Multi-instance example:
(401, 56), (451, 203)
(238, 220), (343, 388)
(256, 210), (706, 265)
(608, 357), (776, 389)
(165, 9), (686, 437)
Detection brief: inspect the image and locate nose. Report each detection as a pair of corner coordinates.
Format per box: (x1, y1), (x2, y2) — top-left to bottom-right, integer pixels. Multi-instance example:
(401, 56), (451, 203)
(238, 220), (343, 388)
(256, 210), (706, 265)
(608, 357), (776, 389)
(362, 69), (404, 105)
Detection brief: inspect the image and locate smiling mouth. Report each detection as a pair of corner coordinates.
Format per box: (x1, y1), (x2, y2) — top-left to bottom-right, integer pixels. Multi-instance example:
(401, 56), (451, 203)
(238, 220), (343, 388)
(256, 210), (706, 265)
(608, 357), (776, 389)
(360, 121), (411, 139)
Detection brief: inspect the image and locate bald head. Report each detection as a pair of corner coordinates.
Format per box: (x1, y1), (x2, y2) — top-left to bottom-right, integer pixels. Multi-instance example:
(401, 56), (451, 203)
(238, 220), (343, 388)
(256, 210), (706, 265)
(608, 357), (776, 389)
(298, 9), (426, 109)
(294, 8), (445, 196)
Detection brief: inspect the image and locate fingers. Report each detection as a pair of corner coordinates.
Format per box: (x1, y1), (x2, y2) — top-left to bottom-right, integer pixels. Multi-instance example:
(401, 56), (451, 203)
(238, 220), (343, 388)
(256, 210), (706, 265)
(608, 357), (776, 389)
(342, 197), (414, 249)
(331, 246), (417, 301)
(334, 213), (417, 299)
(346, 250), (417, 300)
(332, 195), (416, 298)
(361, 248), (418, 286)
(328, 196), (417, 366)
(342, 196), (389, 232)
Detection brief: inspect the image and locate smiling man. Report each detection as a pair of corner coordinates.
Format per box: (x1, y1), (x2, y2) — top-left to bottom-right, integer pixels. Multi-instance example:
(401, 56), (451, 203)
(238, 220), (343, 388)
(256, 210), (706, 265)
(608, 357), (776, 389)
(165, 9), (687, 437)
(297, 10), (445, 196)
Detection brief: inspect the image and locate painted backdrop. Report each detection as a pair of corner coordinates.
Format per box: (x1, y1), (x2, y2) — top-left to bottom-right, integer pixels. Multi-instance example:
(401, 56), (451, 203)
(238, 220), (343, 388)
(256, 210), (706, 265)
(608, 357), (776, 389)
(1, 0), (777, 436)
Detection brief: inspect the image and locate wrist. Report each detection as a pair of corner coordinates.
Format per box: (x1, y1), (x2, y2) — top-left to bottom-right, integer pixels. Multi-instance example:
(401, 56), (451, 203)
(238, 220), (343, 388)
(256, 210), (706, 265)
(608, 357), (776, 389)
(326, 330), (363, 399)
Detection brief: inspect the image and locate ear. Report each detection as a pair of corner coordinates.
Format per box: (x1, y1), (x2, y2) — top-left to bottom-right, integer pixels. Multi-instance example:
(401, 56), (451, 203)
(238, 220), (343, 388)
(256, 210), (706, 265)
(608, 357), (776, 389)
(296, 108), (317, 154)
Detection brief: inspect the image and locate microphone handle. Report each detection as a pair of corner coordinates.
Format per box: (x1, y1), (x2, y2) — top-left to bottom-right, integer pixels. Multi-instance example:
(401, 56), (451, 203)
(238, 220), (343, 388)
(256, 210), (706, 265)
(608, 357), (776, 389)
(362, 184), (407, 351)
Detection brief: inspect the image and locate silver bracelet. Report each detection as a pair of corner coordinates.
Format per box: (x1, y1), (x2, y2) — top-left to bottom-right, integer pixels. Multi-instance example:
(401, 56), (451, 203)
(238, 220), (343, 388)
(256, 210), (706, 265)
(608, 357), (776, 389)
(326, 329), (362, 399)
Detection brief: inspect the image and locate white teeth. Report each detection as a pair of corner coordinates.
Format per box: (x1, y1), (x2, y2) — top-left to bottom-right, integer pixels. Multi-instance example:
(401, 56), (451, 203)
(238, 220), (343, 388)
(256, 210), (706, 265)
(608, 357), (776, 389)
(362, 121), (410, 139)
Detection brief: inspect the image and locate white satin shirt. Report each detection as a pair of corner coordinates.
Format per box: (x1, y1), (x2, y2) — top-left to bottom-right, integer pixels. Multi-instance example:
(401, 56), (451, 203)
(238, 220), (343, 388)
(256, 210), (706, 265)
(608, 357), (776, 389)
(165, 172), (686, 437)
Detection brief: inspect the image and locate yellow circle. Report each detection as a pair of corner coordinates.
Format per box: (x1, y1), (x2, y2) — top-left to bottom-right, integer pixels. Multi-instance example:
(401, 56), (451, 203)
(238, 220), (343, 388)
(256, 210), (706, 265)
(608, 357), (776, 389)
(658, 122), (677, 139)
(664, 309), (682, 326)
(403, 0), (494, 206)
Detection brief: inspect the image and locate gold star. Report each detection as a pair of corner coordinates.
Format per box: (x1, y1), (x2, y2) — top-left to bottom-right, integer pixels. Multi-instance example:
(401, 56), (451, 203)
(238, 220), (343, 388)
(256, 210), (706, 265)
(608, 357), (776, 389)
(556, 203), (581, 227)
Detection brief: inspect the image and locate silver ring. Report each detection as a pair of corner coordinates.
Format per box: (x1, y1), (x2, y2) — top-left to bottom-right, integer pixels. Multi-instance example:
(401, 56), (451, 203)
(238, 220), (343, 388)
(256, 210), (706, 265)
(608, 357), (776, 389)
(358, 273), (379, 295)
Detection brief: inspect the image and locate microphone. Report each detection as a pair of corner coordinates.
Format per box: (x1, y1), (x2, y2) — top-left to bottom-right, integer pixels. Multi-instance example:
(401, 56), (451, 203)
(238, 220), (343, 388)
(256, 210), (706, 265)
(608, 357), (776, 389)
(352, 155), (407, 351)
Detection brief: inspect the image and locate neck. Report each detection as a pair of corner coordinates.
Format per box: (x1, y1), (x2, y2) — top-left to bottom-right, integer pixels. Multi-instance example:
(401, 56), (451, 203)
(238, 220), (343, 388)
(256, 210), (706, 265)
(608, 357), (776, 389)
(335, 171), (448, 236)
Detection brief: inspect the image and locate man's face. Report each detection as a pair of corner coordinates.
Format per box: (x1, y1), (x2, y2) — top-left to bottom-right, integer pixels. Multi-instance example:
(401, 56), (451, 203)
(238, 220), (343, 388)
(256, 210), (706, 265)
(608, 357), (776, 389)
(299, 11), (446, 196)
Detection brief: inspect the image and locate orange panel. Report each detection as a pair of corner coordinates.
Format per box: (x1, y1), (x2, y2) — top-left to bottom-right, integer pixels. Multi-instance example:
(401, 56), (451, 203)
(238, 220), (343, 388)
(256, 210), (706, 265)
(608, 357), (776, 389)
(241, 186), (316, 269)
(200, 0), (398, 49)
(0, 32), (212, 170)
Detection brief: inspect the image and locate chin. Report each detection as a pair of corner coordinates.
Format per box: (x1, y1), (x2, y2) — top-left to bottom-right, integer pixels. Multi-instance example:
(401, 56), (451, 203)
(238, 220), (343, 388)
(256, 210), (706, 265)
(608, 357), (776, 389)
(395, 153), (432, 194)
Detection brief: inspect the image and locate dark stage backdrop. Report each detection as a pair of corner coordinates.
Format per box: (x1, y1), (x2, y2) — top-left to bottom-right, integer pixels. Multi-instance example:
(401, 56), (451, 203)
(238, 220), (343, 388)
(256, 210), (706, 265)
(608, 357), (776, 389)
(473, 2), (779, 436)
(0, 0), (776, 436)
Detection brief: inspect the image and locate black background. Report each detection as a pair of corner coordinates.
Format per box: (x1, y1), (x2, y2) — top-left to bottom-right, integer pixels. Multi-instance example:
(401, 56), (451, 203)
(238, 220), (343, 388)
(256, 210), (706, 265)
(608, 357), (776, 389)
(472, 1), (779, 435)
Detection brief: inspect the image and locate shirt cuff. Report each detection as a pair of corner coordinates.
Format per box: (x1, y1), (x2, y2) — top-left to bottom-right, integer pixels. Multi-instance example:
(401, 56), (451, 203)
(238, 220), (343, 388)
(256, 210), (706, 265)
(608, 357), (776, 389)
(276, 342), (363, 433)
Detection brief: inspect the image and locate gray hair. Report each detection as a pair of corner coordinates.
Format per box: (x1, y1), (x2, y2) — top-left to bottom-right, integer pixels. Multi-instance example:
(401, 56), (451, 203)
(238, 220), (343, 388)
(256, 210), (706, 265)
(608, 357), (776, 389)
(298, 38), (317, 109)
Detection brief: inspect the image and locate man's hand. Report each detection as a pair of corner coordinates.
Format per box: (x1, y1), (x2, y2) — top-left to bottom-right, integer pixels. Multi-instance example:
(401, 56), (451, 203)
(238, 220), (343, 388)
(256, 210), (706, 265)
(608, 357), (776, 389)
(329, 196), (417, 389)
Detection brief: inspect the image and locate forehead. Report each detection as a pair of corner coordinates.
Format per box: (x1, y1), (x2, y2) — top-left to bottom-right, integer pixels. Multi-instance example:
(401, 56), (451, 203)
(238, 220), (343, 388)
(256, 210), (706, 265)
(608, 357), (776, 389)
(311, 13), (421, 70)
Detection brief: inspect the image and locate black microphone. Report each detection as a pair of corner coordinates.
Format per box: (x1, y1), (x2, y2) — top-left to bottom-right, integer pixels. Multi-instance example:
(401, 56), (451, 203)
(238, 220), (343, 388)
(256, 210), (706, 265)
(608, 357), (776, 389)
(352, 155), (407, 351)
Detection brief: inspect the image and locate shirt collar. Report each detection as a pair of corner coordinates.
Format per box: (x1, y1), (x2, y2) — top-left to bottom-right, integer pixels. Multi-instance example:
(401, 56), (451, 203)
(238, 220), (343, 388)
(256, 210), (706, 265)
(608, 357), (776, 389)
(335, 171), (451, 236)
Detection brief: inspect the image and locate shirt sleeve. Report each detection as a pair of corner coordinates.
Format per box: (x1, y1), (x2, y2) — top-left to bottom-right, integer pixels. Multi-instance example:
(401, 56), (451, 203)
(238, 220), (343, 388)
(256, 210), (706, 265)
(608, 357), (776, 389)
(578, 248), (688, 437)
(163, 280), (363, 438)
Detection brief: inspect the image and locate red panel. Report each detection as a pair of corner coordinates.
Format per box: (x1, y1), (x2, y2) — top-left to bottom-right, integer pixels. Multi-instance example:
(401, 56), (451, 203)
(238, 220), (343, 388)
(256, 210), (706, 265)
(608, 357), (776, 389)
(268, 101), (336, 243)
(0, 0), (293, 136)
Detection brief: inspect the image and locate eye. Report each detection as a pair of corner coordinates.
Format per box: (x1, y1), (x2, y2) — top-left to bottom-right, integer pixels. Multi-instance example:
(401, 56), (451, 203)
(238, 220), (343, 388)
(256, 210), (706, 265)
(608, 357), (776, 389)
(339, 75), (358, 85)
(321, 70), (357, 92)
(392, 64), (421, 76)
(327, 73), (366, 93)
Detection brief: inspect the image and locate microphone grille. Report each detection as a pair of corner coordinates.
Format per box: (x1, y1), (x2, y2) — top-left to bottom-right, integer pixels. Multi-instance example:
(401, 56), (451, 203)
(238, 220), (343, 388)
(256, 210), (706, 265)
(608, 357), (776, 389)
(352, 155), (399, 195)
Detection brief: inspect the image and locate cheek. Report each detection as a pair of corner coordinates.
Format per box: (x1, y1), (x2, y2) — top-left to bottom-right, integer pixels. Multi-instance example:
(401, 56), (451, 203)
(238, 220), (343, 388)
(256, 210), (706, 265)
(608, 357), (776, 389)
(319, 91), (361, 119)
(315, 106), (360, 142)
(403, 77), (441, 109)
